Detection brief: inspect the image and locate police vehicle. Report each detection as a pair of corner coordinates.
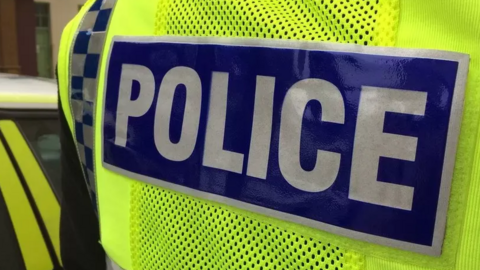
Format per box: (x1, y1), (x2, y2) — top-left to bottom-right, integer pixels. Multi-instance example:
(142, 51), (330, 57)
(0, 73), (62, 269)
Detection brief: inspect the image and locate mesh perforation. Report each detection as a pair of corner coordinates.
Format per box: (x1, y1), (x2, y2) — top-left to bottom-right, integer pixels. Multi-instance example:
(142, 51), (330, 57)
(131, 1), (399, 269)
(156, 0), (398, 46)
(131, 184), (364, 270)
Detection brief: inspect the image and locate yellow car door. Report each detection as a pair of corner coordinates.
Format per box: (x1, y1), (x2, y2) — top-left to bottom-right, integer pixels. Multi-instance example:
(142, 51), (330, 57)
(0, 112), (61, 270)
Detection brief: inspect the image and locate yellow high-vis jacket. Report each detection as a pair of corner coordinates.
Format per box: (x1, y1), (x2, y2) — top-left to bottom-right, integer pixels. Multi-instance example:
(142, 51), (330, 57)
(58, 1), (480, 269)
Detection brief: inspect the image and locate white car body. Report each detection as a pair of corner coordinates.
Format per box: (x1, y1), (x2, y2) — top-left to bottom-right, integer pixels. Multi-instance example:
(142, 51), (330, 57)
(0, 73), (57, 109)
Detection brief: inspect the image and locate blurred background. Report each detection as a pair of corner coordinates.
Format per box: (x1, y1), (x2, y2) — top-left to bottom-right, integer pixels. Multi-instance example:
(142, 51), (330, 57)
(0, 0), (86, 78)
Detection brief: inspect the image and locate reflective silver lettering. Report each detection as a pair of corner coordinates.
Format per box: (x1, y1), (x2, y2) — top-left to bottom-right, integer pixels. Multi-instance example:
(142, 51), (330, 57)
(349, 86), (427, 210)
(203, 72), (245, 174)
(154, 66), (202, 161)
(115, 64), (155, 147)
(279, 79), (345, 192)
(247, 76), (275, 179)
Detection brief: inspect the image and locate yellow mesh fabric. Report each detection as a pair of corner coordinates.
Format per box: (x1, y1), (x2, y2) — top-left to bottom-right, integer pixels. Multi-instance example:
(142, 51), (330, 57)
(131, 1), (399, 269)
(155, 0), (398, 46)
(131, 184), (365, 270)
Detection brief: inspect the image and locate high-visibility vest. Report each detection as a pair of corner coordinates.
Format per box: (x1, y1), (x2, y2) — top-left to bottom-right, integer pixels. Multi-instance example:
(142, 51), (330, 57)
(58, 0), (480, 269)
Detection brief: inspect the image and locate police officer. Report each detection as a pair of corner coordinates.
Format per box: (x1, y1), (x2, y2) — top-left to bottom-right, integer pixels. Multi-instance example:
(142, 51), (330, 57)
(58, 0), (480, 269)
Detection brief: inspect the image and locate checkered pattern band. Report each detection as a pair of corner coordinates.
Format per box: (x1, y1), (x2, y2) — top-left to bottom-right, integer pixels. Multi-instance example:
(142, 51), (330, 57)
(69, 0), (117, 209)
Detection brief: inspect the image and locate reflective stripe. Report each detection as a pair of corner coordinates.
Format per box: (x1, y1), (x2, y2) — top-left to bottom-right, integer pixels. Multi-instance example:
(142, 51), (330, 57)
(0, 122), (53, 270)
(0, 93), (57, 109)
(0, 120), (62, 265)
(68, 0), (117, 208)
(0, 102), (57, 110)
(0, 92), (56, 102)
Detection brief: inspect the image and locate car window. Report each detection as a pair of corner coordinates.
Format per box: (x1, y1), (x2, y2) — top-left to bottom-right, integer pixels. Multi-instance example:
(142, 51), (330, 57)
(15, 119), (61, 201)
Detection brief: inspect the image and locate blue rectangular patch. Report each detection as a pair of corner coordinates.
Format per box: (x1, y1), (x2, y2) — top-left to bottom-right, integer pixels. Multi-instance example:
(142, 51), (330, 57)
(102, 37), (468, 255)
